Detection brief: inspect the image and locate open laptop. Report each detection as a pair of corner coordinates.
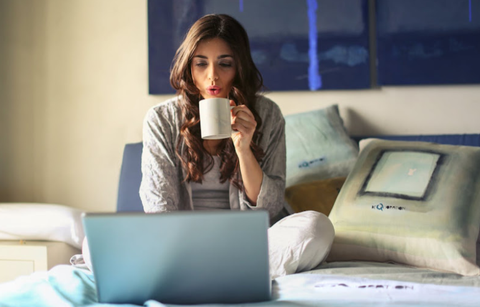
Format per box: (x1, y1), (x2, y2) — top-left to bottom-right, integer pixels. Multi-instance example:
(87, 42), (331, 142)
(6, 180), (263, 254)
(82, 210), (271, 305)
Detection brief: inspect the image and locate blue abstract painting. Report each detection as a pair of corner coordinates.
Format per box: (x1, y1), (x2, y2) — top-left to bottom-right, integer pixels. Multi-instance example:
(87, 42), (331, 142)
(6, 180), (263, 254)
(148, 0), (371, 94)
(376, 0), (480, 86)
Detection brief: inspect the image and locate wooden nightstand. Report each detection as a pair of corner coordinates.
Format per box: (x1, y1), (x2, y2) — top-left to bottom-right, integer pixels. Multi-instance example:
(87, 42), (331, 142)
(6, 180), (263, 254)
(0, 240), (81, 283)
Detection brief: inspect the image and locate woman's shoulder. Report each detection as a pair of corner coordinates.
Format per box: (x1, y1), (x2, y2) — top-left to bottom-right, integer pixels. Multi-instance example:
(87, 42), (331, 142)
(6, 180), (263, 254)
(255, 95), (284, 122)
(149, 96), (181, 114)
(144, 96), (182, 125)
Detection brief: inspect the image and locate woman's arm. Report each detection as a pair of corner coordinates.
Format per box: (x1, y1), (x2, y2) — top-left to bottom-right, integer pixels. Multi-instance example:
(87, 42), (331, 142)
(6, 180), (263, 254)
(230, 101), (263, 204)
(237, 148), (263, 205)
(231, 97), (286, 217)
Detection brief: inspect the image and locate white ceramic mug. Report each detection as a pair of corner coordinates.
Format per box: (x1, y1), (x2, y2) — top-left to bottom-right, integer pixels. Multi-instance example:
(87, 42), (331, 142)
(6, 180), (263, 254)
(199, 98), (232, 139)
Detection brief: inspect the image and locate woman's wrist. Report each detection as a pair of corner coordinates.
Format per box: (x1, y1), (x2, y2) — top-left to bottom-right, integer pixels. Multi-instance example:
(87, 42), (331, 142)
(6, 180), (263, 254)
(235, 145), (255, 160)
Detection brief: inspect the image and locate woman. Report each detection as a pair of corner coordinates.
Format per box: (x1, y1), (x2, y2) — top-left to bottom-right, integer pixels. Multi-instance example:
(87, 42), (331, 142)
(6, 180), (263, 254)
(140, 14), (286, 220)
(138, 14), (334, 279)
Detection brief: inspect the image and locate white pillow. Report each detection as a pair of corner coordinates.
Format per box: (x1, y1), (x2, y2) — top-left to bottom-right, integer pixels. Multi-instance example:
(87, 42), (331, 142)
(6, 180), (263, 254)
(0, 203), (85, 249)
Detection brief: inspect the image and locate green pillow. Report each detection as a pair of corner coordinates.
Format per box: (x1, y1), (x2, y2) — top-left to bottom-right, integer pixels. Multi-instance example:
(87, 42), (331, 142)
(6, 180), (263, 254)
(284, 105), (358, 188)
(328, 138), (480, 276)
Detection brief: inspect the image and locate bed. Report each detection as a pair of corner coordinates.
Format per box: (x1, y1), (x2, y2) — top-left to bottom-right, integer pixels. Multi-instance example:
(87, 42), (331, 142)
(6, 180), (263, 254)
(1, 104), (480, 306)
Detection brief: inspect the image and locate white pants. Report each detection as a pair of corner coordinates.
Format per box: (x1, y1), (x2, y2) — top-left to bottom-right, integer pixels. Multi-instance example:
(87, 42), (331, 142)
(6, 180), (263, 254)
(268, 210), (335, 279)
(83, 210), (334, 280)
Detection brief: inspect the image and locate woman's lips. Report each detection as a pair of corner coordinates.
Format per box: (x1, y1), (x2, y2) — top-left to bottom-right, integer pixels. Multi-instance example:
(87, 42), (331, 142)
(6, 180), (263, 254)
(206, 86), (221, 96)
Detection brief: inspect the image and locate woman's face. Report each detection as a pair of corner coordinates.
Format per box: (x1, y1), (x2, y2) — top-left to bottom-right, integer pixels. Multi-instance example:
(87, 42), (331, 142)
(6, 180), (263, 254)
(191, 37), (236, 99)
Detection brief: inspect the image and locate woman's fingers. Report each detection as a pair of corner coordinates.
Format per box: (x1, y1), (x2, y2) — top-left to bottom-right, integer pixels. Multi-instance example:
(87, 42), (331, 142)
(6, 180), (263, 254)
(232, 110), (256, 131)
(229, 103), (256, 151)
(231, 105), (255, 130)
(232, 116), (256, 131)
(232, 105), (254, 120)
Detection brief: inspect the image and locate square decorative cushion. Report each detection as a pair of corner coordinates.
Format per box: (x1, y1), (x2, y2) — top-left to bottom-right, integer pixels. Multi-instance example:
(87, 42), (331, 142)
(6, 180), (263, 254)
(284, 104), (358, 188)
(285, 177), (346, 216)
(327, 139), (480, 276)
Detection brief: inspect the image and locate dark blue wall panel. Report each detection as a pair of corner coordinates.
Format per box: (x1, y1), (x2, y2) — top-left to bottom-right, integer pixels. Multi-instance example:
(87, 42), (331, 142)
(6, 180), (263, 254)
(148, 0), (371, 94)
(376, 0), (480, 86)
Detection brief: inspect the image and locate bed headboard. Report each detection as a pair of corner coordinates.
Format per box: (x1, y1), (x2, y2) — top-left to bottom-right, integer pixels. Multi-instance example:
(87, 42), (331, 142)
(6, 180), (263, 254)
(117, 142), (144, 212)
(351, 134), (480, 147)
(117, 134), (480, 212)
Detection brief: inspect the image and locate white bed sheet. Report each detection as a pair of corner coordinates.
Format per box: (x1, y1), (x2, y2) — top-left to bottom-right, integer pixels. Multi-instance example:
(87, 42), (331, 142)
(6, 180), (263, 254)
(1, 261), (480, 307)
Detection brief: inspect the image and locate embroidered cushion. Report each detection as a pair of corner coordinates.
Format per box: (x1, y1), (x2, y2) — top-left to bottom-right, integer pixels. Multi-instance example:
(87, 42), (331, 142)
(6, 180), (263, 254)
(328, 139), (480, 276)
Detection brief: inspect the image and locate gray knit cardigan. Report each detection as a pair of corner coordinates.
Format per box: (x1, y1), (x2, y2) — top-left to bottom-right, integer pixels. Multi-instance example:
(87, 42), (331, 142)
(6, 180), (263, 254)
(139, 95), (286, 220)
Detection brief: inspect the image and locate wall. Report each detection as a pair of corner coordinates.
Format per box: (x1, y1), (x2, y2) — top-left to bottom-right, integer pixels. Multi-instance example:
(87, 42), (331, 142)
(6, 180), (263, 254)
(0, 0), (157, 211)
(1, 0), (479, 213)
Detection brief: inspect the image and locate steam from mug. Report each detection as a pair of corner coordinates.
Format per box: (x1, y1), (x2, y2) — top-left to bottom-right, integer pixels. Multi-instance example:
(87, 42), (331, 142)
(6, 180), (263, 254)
(199, 98), (233, 140)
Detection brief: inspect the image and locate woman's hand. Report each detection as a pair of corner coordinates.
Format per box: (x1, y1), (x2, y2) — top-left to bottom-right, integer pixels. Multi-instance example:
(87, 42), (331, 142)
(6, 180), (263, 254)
(229, 100), (257, 154)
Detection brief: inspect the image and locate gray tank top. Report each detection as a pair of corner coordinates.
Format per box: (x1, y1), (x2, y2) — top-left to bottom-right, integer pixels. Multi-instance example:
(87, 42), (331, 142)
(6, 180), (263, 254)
(191, 156), (230, 210)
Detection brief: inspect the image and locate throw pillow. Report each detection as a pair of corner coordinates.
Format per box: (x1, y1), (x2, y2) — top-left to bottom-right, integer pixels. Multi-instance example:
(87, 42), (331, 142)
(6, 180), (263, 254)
(285, 177), (346, 216)
(327, 139), (480, 276)
(284, 104), (358, 188)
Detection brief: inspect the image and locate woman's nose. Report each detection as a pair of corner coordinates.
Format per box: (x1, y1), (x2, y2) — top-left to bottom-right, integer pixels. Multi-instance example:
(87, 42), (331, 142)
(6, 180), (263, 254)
(208, 65), (218, 81)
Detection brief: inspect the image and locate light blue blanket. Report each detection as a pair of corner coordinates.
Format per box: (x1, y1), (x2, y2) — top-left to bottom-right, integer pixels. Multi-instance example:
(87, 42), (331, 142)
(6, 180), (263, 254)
(2, 263), (480, 307)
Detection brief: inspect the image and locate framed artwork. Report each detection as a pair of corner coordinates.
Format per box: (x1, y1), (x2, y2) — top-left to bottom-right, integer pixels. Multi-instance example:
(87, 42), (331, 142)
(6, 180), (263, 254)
(376, 0), (480, 86)
(148, 0), (371, 94)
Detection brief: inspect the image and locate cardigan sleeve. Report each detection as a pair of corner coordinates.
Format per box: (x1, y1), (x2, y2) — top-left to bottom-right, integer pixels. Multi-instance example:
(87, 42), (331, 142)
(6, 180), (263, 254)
(139, 104), (182, 213)
(239, 98), (287, 219)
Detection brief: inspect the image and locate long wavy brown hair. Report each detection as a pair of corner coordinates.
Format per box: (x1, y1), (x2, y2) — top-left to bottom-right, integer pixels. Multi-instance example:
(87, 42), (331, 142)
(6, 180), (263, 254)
(169, 14), (265, 189)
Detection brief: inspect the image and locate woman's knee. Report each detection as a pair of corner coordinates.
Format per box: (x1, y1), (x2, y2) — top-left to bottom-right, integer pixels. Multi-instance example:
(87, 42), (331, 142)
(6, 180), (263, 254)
(268, 210), (335, 279)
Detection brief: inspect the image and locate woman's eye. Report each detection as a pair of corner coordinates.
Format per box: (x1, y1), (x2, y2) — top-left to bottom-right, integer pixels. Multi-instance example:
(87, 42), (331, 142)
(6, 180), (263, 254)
(195, 62), (207, 67)
(219, 62), (233, 68)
